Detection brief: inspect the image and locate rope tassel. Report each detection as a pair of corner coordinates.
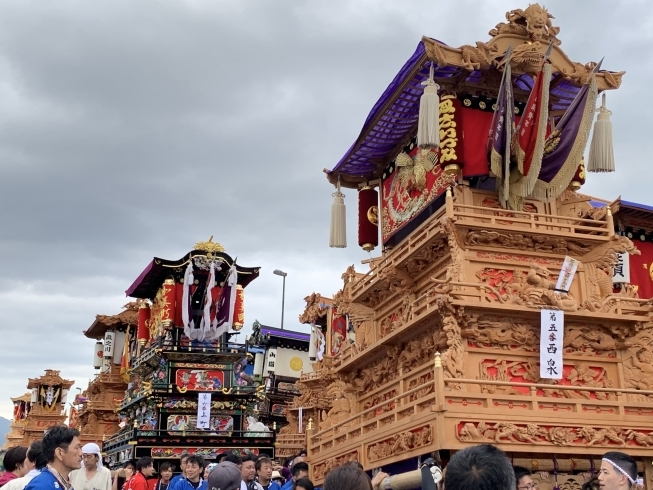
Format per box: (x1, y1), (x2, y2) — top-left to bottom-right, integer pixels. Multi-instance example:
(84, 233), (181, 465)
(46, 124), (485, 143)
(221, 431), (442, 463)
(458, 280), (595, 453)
(417, 63), (440, 149)
(587, 93), (615, 172)
(329, 179), (347, 248)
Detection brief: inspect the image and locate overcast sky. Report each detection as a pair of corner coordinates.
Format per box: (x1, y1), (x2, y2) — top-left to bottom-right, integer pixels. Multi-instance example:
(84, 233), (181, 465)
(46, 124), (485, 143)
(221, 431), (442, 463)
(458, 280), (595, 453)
(0, 0), (651, 420)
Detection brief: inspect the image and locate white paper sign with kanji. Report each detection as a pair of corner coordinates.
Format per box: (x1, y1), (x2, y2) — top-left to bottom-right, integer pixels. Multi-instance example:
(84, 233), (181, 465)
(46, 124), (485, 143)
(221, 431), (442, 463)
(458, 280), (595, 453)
(612, 253), (630, 283)
(196, 393), (211, 429)
(540, 309), (563, 379)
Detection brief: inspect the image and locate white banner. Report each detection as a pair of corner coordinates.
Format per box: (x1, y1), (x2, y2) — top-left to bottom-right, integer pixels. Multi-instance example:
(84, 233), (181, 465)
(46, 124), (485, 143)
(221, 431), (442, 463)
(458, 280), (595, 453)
(264, 347), (277, 376)
(298, 407), (303, 433)
(103, 331), (115, 358)
(196, 393), (211, 429)
(112, 331), (126, 365)
(555, 256), (579, 293)
(540, 309), (563, 379)
(613, 253), (630, 283)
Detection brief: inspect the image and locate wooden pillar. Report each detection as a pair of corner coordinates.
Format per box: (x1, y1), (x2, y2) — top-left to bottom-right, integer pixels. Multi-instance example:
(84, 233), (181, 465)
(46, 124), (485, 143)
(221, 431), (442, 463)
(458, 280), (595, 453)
(643, 457), (653, 490)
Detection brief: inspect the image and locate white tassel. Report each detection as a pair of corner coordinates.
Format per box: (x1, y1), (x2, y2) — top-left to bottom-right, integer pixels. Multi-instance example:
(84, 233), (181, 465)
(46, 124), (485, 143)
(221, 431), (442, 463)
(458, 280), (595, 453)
(329, 179), (347, 248)
(587, 93), (615, 172)
(417, 63), (440, 149)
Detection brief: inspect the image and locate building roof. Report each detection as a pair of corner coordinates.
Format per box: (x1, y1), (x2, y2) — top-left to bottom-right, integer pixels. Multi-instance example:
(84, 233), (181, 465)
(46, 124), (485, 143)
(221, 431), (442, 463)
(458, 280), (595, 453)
(84, 302), (139, 339)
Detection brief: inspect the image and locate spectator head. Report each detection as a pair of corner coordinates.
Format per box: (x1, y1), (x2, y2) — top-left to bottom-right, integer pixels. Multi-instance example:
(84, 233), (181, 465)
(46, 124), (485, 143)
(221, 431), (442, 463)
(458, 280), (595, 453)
(27, 440), (48, 471)
(43, 426), (82, 473)
(81, 443), (103, 471)
(294, 478), (314, 490)
(241, 454), (258, 483)
(159, 462), (173, 481)
(513, 466), (533, 490)
(180, 453), (191, 476)
(292, 463), (309, 481)
(123, 460), (136, 480)
(582, 476), (600, 490)
(271, 471), (285, 485)
(323, 464), (371, 490)
(3, 446), (28, 477)
(208, 462), (241, 490)
(600, 452), (638, 490)
(444, 444), (514, 490)
(223, 453), (242, 467)
(185, 455), (205, 482)
(256, 457), (273, 483)
(136, 457), (155, 478)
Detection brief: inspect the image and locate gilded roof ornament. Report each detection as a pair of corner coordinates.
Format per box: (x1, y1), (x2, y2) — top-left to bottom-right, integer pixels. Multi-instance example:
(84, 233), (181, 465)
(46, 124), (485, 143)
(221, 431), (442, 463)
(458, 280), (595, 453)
(194, 235), (225, 254)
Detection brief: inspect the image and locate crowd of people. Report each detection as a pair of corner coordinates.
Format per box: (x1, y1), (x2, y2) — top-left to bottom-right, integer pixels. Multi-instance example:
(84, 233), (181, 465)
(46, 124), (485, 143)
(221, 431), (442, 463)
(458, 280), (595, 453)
(0, 426), (643, 490)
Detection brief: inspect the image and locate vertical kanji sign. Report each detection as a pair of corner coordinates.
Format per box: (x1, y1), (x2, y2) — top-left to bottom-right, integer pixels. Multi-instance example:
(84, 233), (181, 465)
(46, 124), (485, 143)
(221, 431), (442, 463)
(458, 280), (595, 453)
(196, 393), (211, 429)
(540, 309), (563, 380)
(612, 253), (630, 284)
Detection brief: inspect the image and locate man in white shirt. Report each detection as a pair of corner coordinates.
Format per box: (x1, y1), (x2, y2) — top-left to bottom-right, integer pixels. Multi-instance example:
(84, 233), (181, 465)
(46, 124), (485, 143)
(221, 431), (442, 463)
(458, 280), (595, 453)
(3, 441), (46, 490)
(69, 443), (112, 490)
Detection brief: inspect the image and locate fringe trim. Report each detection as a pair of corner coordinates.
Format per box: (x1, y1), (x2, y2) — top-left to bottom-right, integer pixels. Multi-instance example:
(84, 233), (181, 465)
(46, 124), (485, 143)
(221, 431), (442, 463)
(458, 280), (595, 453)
(510, 63), (551, 202)
(531, 77), (597, 202)
(490, 148), (503, 178)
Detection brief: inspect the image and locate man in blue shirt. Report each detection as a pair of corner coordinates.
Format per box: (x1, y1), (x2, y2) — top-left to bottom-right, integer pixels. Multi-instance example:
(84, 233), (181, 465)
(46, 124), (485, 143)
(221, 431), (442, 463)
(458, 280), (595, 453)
(170, 456), (206, 490)
(279, 464), (308, 490)
(24, 426), (82, 490)
(254, 458), (278, 490)
(170, 454), (190, 488)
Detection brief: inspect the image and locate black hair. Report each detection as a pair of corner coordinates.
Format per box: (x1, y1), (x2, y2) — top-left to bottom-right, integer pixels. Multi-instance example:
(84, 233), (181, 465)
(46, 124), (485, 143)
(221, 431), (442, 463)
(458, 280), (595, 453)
(180, 452), (190, 463)
(323, 465), (371, 490)
(224, 453), (242, 466)
(137, 457), (154, 472)
(160, 462), (173, 472)
(602, 452), (638, 485)
(292, 462), (309, 478)
(186, 455), (205, 471)
(215, 453), (228, 463)
(444, 444), (515, 490)
(582, 476), (600, 490)
(3, 446), (28, 472)
(513, 466), (531, 488)
(256, 457), (272, 471)
(42, 426), (80, 464)
(27, 440), (48, 470)
(242, 454), (258, 465)
(345, 461), (364, 471)
(124, 459), (137, 469)
(294, 478), (314, 490)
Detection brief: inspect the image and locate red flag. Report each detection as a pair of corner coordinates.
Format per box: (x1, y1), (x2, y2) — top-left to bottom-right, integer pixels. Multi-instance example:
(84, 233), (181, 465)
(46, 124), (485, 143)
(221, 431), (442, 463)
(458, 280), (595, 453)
(510, 63), (551, 208)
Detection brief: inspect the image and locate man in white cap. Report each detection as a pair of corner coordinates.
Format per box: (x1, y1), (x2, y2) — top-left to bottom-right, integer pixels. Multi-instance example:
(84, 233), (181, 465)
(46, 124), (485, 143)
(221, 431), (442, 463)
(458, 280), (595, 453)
(69, 443), (111, 490)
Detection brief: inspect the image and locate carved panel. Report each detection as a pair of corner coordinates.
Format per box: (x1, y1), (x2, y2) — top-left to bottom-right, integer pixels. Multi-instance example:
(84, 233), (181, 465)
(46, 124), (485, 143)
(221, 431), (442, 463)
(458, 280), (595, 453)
(312, 450), (359, 481)
(457, 421), (653, 447)
(366, 425), (432, 462)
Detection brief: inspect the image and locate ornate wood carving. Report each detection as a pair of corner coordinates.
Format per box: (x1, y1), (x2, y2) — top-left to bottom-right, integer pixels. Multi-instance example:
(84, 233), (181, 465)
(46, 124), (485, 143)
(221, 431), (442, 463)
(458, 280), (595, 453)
(312, 450), (359, 481)
(457, 421), (653, 448)
(366, 425), (432, 462)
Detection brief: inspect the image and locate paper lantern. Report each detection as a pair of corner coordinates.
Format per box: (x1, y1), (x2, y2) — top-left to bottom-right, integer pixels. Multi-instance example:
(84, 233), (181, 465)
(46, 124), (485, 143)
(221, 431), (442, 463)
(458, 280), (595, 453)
(138, 303), (151, 345)
(93, 342), (104, 369)
(358, 186), (379, 252)
(253, 353), (264, 377)
(438, 95), (465, 177)
(232, 285), (244, 331)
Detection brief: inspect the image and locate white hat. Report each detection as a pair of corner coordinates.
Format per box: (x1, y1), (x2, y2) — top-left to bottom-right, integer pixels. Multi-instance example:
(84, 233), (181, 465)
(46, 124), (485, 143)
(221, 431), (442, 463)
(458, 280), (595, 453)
(81, 443), (103, 469)
(271, 471), (283, 481)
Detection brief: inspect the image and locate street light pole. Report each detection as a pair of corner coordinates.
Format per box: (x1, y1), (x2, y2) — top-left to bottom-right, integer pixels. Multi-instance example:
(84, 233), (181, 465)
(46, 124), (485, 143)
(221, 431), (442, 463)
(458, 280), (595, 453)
(273, 269), (287, 330)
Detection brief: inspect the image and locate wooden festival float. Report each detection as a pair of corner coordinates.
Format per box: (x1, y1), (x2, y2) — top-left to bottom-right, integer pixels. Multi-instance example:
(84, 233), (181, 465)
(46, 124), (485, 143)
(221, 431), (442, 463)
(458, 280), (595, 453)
(3, 370), (74, 449)
(100, 239), (275, 469)
(280, 4), (653, 489)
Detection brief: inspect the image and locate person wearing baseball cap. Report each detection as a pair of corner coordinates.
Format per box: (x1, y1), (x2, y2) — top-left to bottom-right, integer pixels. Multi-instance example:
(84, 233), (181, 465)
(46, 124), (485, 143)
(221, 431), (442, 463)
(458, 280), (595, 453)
(208, 462), (241, 490)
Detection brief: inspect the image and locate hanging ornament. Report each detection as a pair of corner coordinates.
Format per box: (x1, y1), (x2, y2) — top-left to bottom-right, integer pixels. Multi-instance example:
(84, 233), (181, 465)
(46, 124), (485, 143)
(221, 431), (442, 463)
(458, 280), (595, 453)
(587, 93), (615, 172)
(358, 186), (379, 252)
(232, 285), (244, 331)
(329, 178), (347, 248)
(417, 63), (440, 149)
(137, 302), (151, 345)
(568, 157), (586, 191)
(437, 95), (465, 177)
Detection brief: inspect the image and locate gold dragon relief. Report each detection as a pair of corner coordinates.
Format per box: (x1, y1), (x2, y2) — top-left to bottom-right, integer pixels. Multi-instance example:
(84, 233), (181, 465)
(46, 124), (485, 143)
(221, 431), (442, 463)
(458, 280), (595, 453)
(457, 420), (653, 448)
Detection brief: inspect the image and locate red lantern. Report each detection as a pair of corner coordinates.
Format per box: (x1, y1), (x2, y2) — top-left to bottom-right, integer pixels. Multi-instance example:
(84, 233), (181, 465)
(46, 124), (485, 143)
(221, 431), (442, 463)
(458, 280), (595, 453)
(438, 95), (465, 177)
(174, 281), (184, 328)
(358, 186), (379, 252)
(232, 285), (244, 331)
(137, 303), (151, 345)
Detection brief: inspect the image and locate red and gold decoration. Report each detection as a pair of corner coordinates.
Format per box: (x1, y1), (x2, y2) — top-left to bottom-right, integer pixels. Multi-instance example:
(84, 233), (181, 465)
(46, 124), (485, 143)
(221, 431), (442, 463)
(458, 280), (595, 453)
(232, 285), (244, 331)
(328, 307), (347, 357)
(381, 141), (454, 245)
(174, 280), (184, 328)
(358, 186), (379, 252)
(438, 95), (465, 177)
(624, 241), (653, 300)
(176, 369), (225, 392)
(150, 279), (175, 337)
(137, 302), (151, 345)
